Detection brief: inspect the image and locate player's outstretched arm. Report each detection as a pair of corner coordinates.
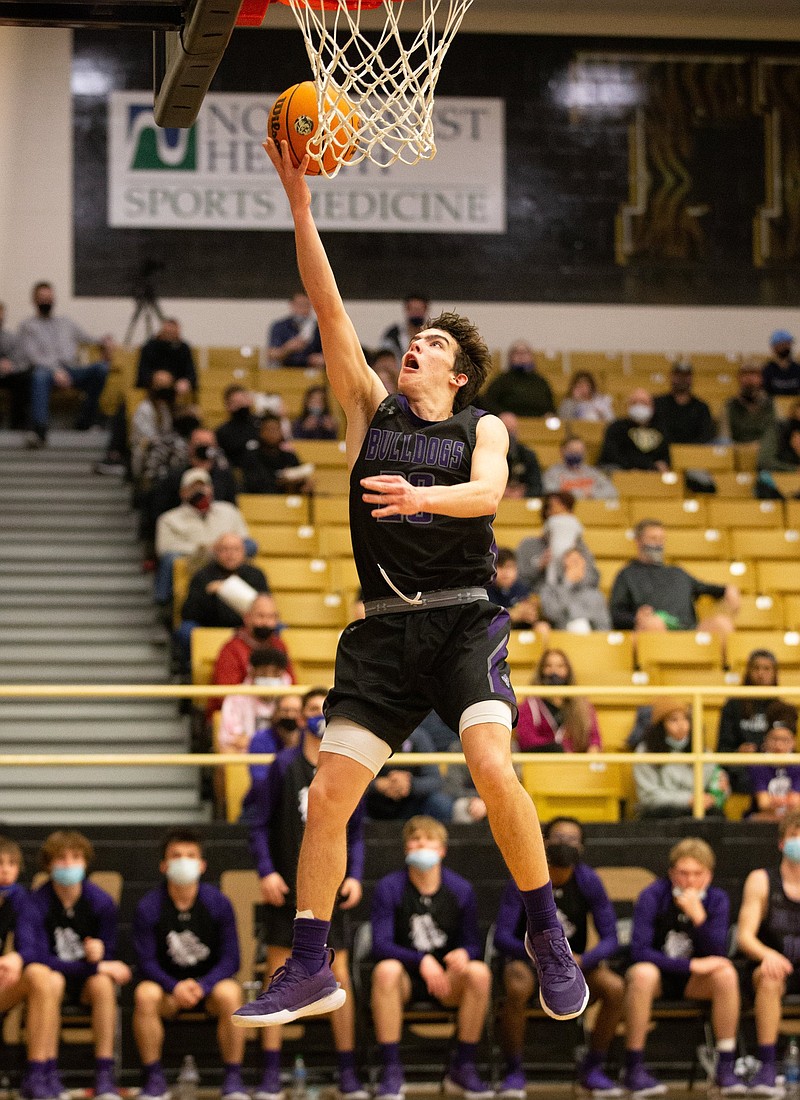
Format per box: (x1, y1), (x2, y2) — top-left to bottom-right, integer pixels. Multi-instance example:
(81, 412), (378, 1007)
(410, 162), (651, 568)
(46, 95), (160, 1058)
(361, 413), (509, 519)
(264, 138), (386, 434)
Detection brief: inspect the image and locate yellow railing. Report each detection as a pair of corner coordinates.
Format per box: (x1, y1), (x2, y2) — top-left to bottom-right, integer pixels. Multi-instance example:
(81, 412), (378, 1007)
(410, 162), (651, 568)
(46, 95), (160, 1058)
(1, 683), (798, 820)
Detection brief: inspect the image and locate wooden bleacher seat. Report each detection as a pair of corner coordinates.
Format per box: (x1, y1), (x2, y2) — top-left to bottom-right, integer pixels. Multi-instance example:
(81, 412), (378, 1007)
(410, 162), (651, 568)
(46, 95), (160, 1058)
(276, 590), (351, 629)
(220, 869), (263, 984)
(494, 524), (541, 549)
(595, 558), (628, 594)
(594, 706), (637, 751)
(520, 758), (623, 822)
(627, 352), (676, 373)
(772, 473), (800, 498)
(635, 630), (725, 685)
(191, 627), (233, 684)
(707, 497), (782, 529)
(682, 558), (754, 592)
(725, 631), (800, 679)
(711, 471), (756, 497)
(505, 630), (544, 673)
(239, 493), (310, 525)
(566, 350), (623, 374)
(669, 444), (735, 473)
(172, 557), (190, 628)
(495, 497), (543, 525)
(313, 468), (352, 495)
(317, 526), (353, 557)
(697, 593), (784, 631)
(783, 594), (800, 628)
(784, 500), (800, 529)
(280, 627), (341, 681)
(611, 470), (682, 498)
(732, 443), (759, 472)
(248, 523), (318, 557)
(205, 345), (260, 377)
(546, 630), (635, 684)
(329, 556), (360, 590)
(313, 495), (351, 526)
(664, 527), (729, 561)
(514, 417), (565, 446)
(757, 560), (800, 595)
(573, 498), (630, 526)
(293, 439), (348, 467)
(731, 527), (800, 561)
(255, 556), (331, 591)
(564, 419), (607, 447)
(688, 352), (741, 373)
(628, 497), (707, 527)
(584, 527), (636, 559)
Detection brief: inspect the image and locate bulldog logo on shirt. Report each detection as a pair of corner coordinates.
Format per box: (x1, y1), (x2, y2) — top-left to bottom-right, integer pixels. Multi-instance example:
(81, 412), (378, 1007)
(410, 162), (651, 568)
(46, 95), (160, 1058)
(54, 926), (86, 961)
(663, 929), (693, 959)
(409, 913), (447, 953)
(166, 929), (211, 968)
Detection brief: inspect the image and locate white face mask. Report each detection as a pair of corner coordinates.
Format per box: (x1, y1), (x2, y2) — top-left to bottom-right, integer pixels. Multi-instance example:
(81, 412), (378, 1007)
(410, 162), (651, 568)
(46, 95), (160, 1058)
(253, 676), (284, 686)
(166, 857), (202, 885)
(628, 403), (652, 424)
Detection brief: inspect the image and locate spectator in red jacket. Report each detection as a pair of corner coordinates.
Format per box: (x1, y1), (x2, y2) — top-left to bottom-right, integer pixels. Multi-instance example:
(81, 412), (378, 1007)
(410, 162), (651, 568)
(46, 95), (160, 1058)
(208, 594), (295, 716)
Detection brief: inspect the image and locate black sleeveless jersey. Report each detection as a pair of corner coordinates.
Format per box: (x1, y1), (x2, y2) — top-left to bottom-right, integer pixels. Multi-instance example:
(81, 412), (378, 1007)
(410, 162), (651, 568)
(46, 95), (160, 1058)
(349, 396), (498, 601)
(758, 867), (800, 964)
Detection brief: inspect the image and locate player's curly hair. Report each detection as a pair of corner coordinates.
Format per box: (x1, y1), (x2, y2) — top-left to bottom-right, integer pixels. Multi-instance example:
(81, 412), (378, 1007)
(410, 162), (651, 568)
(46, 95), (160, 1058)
(428, 311), (493, 412)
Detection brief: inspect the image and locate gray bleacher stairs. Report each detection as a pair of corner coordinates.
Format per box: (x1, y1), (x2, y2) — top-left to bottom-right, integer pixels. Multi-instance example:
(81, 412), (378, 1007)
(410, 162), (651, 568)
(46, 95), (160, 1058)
(0, 430), (209, 824)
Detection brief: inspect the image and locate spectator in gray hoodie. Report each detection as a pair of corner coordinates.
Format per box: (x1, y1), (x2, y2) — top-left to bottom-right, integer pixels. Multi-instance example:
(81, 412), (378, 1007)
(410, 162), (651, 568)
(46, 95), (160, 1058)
(538, 547), (611, 632)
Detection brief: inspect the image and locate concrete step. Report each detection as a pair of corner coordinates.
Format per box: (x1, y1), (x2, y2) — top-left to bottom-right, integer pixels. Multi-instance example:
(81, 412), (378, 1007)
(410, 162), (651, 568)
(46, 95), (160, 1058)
(0, 574), (152, 593)
(0, 700), (181, 721)
(0, 786), (202, 810)
(0, 626), (168, 645)
(0, 607), (160, 627)
(0, 513), (136, 532)
(0, 530), (137, 546)
(0, 486), (125, 504)
(0, 461), (105, 478)
(0, 544), (142, 564)
(0, 663), (169, 683)
(0, 432), (108, 455)
(0, 763), (193, 786)
(0, 591), (155, 610)
(0, 735), (188, 752)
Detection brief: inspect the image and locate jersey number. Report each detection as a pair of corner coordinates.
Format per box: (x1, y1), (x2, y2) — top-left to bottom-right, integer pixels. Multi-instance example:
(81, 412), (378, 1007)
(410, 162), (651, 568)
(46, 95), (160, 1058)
(379, 471), (434, 525)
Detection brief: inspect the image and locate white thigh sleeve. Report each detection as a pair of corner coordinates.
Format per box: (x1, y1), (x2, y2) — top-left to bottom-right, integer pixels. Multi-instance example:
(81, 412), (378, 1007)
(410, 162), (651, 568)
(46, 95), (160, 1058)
(459, 699), (513, 735)
(320, 717), (393, 777)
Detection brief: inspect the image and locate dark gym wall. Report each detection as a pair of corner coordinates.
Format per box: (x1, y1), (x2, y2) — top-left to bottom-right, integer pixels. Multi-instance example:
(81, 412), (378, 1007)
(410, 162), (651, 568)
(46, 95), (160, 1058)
(74, 29), (800, 305)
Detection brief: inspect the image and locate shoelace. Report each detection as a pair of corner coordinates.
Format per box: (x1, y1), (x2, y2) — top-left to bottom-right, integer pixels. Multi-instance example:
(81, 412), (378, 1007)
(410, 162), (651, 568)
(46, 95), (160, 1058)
(535, 933), (573, 978)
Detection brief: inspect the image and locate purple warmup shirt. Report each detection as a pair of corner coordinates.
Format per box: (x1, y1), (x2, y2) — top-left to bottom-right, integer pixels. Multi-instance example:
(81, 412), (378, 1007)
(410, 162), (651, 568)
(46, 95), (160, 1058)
(631, 877), (729, 974)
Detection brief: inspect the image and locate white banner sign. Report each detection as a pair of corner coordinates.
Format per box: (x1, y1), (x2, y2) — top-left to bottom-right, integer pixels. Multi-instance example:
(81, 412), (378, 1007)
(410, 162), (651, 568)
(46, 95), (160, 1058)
(107, 92), (505, 232)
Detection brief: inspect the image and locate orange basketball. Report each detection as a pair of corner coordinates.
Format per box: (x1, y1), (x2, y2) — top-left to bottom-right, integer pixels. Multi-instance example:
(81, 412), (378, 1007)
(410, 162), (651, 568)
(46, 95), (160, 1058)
(268, 80), (360, 176)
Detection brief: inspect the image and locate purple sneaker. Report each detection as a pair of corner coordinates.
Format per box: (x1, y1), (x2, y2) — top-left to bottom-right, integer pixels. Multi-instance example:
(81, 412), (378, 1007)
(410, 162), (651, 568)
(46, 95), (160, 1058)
(46, 1066), (69, 1100)
(338, 1068), (369, 1100)
(253, 1068), (284, 1100)
(375, 1065), (405, 1100)
(578, 1063), (623, 1097)
(139, 1067), (170, 1100)
(20, 1069), (56, 1100)
(713, 1060), (746, 1096)
(524, 926), (589, 1021)
(442, 1064), (494, 1100)
(621, 1064), (667, 1099)
(94, 1067), (120, 1100)
(232, 950), (345, 1027)
(494, 1069), (526, 1099)
(222, 1067), (250, 1100)
(747, 1062), (783, 1097)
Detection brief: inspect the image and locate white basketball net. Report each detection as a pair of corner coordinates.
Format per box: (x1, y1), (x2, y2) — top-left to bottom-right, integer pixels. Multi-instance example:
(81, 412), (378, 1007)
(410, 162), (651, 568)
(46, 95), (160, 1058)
(280, 0), (475, 175)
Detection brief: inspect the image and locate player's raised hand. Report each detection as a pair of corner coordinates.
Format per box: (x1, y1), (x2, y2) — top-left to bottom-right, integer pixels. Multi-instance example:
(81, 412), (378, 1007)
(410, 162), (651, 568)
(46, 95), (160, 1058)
(361, 474), (424, 518)
(263, 137), (312, 210)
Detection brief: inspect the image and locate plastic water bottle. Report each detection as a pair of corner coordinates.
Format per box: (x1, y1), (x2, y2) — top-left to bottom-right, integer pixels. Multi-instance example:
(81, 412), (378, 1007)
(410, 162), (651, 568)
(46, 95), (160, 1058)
(784, 1038), (800, 1098)
(293, 1056), (307, 1100)
(176, 1055), (200, 1100)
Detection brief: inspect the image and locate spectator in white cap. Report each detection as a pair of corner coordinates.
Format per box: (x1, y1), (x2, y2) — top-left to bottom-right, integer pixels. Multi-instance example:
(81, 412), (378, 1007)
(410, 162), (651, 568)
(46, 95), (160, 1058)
(763, 329), (800, 395)
(154, 470), (253, 607)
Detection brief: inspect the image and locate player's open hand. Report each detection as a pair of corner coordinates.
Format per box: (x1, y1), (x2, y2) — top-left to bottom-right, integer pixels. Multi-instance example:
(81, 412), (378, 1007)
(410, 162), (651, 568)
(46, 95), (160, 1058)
(261, 871), (290, 907)
(361, 475), (424, 518)
(263, 137), (312, 210)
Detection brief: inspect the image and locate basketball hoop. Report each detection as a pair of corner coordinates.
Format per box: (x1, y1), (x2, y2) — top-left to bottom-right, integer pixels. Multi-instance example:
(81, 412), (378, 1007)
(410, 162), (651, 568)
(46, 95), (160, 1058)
(270, 0), (475, 174)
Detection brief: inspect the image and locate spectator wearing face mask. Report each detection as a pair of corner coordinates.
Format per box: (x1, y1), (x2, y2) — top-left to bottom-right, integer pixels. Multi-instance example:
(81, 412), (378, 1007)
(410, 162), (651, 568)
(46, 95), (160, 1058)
(486, 548), (540, 629)
(154, 470), (253, 606)
(517, 492), (595, 592)
(131, 829), (245, 1100)
(717, 649), (781, 794)
(240, 414), (311, 494)
(747, 703), (800, 822)
(216, 386), (262, 471)
(292, 384), (339, 440)
(135, 318), (197, 396)
(609, 519), (739, 635)
(718, 359), (776, 445)
(538, 547), (611, 633)
(542, 437), (618, 499)
(482, 341), (556, 418)
(633, 699), (729, 819)
(515, 648), (602, 753)
(736, 810), (800, 1096)
(210, 594), (296, 717)
(493, 817), (622, 1099)
(239, 687), (301, 783)
(150, 428), (239, 527)
(245, 697), (367, 1100)
(762, 329), (800, 396)
(130, 369), (179, 486)
(598, 388), (670, 471)
(267, 292), (324, 368)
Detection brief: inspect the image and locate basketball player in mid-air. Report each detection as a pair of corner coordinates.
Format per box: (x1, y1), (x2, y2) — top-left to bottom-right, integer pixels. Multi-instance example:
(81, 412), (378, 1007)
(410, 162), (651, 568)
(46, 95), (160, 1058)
(233, 138), (588, 1033)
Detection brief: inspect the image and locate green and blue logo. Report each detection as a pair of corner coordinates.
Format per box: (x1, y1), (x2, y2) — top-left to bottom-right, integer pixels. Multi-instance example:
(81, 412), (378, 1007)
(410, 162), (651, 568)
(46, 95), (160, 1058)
(127, 104), (196, 170)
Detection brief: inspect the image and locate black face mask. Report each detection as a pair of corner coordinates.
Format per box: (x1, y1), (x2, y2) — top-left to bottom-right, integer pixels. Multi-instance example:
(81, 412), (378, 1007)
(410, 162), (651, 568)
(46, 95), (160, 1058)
(231, 407), (251, 419)
(152, 387), (175, 403)
(174, 415), (201, 438)
(37, 302), (53, 317)
(545, 842), (580, 869)
(251, 625), (274, 641)
(408, 313), (426, 327)
(194, 444), (214, 461)
(276, 717), (298, 733)
(541, 673), (569, 686)
(188, 489), (208, 507)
